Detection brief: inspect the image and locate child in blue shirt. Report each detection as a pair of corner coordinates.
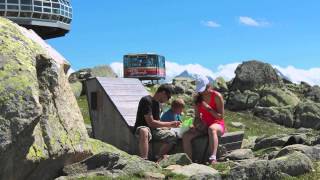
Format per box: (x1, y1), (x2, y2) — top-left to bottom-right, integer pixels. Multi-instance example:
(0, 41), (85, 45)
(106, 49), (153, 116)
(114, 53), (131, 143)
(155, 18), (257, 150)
(161, 98), (185, 122)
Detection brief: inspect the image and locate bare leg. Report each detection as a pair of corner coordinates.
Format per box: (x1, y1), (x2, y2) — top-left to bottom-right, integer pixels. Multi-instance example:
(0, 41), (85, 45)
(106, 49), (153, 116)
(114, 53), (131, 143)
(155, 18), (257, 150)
(158, 143), (173, 158)
(139, 128), (150, 159)
(182, 129), (202, 160)
(208, 124), (223, 163)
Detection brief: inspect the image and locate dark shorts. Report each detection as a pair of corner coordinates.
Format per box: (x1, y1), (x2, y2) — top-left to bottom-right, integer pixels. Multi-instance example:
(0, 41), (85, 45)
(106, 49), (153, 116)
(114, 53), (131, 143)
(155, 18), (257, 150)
(135, 126), (178, 144)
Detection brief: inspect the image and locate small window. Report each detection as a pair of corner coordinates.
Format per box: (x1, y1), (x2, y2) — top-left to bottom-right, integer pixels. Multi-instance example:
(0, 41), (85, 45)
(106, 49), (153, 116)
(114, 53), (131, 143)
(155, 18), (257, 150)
(7, 5), (19, 10)
(32, 13), (41, 18)
(91, 92), (97, 110)
(21, 5), (32, 11)
(52, 8), (59, 14)
(43, 8), (51, 13)
(7, 0), (18, 4)
(51, 14), (59, 20)
(41, 13), (50, 19)
(34, 6), (42, 12)
(52, 3), (60, 8)
(34, 1), (42, 6)
(6, 11), (19, 17)
(19, 12), (32, 17)
(21, 0), (32, 5)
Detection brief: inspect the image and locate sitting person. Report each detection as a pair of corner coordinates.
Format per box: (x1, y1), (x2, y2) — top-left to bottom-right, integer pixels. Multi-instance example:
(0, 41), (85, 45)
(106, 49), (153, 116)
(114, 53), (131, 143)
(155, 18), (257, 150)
(133, 84), (181, 160)
(161, 98), (185, 122)
(182, 76), (226, 164)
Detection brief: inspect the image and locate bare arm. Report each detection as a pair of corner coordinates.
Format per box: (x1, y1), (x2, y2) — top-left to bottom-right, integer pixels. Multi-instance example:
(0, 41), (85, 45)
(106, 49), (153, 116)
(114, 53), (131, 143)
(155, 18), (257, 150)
(202, 93), (224, 119)
(144, 114), (180, 128)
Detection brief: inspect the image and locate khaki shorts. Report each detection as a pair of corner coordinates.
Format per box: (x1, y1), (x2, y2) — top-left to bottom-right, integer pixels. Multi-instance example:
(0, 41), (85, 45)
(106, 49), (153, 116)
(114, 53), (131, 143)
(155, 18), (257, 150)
(135, 126), (152, 141)
(135, 126), (178, 144)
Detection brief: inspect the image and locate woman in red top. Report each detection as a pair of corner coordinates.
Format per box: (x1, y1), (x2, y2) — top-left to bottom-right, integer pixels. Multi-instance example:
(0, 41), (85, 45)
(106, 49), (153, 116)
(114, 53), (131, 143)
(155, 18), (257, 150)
(183, 75), (225, 164)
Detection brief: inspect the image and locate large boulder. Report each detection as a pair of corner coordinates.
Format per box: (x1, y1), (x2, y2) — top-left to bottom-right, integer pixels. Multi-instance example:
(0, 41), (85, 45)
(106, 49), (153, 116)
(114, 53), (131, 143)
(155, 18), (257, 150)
(69, 65), (117, 83)
(253, 106), (295, 127)
(68, 65), (117, 97)
(230, 60), (283, 91)
(214, 76), (228, 92)
(226, 90), (260, 110)
(254, 134), (291, 150)
(305, 85), (320, 103)
(258, 87), (300, 107)
(225, 149), (255, 160)
(158, 153), (192, 168)
(0, 17), (108, 180)
(167, 163), (221, 179)
(225, 151), (313, 180)
(294, 101), (320, 129)
(275, 144), (320, 161)
(61, 151), (160, 178)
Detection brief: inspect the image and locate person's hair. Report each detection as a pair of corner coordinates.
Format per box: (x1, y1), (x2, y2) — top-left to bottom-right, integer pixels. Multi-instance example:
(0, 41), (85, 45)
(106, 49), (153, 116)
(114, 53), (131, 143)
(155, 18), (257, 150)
(194, 84), (210, 105)
(156, 84), (173, 97)
(171, 98), (185, 109)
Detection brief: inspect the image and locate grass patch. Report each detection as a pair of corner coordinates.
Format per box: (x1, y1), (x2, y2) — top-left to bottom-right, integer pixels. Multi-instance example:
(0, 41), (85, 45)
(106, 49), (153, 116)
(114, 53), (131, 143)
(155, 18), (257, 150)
(77, 95), (91, 125)
(211, 161), (235, 176)
(224, 110), (296, 138)
(162, 169), (188, 180)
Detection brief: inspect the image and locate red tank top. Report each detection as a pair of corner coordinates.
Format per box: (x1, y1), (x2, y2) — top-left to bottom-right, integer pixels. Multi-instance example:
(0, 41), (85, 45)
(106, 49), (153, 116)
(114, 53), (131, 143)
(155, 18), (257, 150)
(197, 90), (225, 127)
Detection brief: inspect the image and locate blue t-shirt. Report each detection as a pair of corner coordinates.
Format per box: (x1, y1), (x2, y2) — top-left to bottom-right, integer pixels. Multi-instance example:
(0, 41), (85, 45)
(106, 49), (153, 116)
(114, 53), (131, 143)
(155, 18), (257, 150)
(160, 109), (181, 122)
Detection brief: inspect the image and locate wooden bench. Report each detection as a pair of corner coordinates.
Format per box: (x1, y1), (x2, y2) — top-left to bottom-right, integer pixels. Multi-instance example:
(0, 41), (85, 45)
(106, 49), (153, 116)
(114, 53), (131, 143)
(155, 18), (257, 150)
(150, 131), (245, 163)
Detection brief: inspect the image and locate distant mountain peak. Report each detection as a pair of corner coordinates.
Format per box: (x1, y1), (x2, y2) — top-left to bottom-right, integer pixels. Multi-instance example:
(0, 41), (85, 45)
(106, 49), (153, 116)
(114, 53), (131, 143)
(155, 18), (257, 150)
(174, 70), (215, 83)
(175, 70), (195, 79)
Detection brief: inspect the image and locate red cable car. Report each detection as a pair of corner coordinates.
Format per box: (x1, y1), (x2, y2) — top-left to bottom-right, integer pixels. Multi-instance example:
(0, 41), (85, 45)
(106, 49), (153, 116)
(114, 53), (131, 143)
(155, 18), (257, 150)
(123, 53), (166, 81)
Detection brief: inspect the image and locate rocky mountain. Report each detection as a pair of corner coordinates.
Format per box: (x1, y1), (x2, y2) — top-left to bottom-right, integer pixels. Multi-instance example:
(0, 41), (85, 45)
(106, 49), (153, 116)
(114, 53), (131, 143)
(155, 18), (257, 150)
(175, 70), (196, 79)
(175, 70), (215, 84)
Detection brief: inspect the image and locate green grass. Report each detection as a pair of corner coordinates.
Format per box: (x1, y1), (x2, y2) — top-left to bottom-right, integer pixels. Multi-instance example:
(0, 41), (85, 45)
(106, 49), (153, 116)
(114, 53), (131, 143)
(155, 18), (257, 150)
(224, 110), (296, 138)
(77, 95), (91, 125)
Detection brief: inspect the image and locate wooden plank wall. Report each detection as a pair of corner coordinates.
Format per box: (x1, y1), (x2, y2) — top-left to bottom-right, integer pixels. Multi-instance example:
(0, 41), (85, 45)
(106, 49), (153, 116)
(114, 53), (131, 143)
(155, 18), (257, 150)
(86, 77), (149, 154)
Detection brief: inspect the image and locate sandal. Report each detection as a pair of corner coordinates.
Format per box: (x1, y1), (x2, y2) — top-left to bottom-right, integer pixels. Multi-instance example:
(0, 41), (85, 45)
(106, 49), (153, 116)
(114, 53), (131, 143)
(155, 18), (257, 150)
(209, 155), (217, 165)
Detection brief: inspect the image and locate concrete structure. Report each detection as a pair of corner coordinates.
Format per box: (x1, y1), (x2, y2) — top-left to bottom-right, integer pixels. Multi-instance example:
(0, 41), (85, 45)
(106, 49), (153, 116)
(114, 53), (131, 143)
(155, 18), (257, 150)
(0, 0), (72, 39)
(85, 77), (149, 154)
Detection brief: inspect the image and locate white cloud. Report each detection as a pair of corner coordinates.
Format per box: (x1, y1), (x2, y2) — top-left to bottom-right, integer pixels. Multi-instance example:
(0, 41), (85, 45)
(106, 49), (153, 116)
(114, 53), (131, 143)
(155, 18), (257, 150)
(239, 16), (270, 27)
(274, 65), (320, 86)
(110, 60), (238, 82)
(110, 62), (123, 77)
(109, 60), (320, 86)
(201, 20), (221, 28)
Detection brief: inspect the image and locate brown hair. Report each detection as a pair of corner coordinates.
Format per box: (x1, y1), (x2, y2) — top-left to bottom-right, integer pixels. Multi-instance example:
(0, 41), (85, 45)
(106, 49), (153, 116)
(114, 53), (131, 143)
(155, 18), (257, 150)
(171, 98), (185, 109)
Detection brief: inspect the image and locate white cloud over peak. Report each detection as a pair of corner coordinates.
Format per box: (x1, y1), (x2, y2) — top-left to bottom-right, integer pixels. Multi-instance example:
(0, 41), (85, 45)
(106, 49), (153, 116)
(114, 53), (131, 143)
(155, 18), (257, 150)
(274, 65), (320, 86)
(110, 60), (238, 82)
(110, 60), (320, 86)
(239, 16), (270, 27)
(110, 62), (123, 77)
(201, 20), (221, 28)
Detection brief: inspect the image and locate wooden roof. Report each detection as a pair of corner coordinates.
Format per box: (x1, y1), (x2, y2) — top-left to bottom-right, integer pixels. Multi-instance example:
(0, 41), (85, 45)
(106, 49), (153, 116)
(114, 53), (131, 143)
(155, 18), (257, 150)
(96, 77), (149, 127)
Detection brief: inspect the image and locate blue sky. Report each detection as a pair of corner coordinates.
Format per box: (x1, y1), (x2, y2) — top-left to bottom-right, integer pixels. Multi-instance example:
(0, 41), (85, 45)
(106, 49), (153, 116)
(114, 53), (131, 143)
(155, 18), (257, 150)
(48, 0), (320, 84)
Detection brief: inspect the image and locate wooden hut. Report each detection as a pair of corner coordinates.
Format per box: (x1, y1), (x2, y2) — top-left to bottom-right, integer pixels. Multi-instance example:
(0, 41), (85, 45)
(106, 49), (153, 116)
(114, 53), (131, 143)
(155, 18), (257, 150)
(85, 77), (149, 154)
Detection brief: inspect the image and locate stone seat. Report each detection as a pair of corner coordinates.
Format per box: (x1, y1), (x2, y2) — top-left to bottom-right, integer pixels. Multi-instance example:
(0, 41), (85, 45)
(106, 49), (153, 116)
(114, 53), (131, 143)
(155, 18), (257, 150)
(150, 131), (244, 163)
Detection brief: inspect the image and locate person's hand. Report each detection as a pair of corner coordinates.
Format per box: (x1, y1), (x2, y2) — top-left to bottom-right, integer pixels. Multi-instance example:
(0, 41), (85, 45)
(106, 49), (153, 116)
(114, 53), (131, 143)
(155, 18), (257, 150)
(170, 121), (181, 128)
(202, 101), (211, 110)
